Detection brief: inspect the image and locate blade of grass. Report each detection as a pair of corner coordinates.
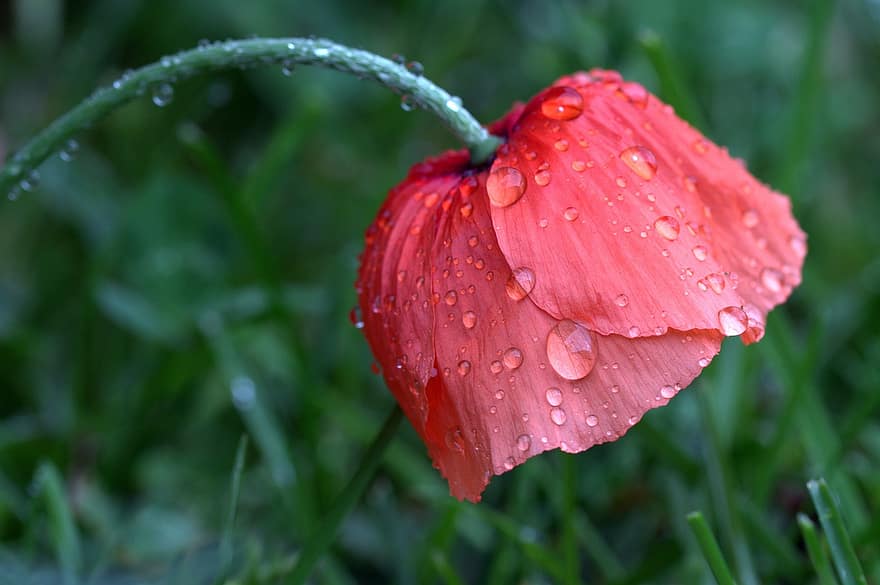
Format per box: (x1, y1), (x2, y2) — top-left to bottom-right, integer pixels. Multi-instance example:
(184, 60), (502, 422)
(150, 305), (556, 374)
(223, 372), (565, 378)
(798, 513), (840, 585)
(430, 550), (467, 585)
(807, 479), (868, 585)
(638, 30), (708, 129)
(560, 454), (580, 585)
(571, 509), (625, 582)
(288, 405), (403, 585)
(218, 434), (249, 580)
(687, 511), (737, 585)
(33, 462), (81, 585)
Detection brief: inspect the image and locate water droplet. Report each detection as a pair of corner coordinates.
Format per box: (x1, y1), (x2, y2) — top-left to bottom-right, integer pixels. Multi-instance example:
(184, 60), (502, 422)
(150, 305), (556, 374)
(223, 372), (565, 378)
(391, 53), (406, 65)
(541, 86), (584, 120)
(445, 97), (462, 112)
(571, 160), (586, 172)
(503, 347), (524, 370)
(487, 166), (526, 207)
(545, 387), (563, 406)
(534, 169), (551, 186)
(654, 216), (680, 240)
(281, 60), (295, 76)
(400, 94), (416, 111)
(704, 273), (725, 294)
(19, 170), (40, 192)
(462, 311), (477, 329)
(554, 139), (569, 152)
(59, 139), (79, 162)
(563, 207), (579, 221)
(349, 306), (364, 328)
(503, 456), (516, 470)
(444, 290), (458, 305)
(505, 267), (536, 300)
(660, 385), (676, 399)
(445, 427), (465, 453)
(615, 294), (629, 307)
(789, 234), (807, 259)
(490, 360), (503, 374)
(546, 320), (598, 381)
(761, 267), (784, 293)
(230, 376), (256, 410)
(692, 245), (708, 261)
(516, 434), (531, 451)
(151, 83), (174, 107)
(619, 146), (657, 180)
(692, 139), (709, 154)
(457, 360), (472, 376)
(586, 414), (599, 427)
(698, 357), (712, 367)
(406, 61), (424, 76)
(550, 407), (567, 425)
(742, 209), (760, 228)
(718, 306), (748, 336)
(313, 47), (330, 58)
(628, 325), (640, 337)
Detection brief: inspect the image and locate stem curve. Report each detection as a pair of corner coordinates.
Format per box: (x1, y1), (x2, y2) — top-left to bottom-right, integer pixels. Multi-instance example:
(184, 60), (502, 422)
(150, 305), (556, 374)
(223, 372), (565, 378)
(0, 37), (501, 196)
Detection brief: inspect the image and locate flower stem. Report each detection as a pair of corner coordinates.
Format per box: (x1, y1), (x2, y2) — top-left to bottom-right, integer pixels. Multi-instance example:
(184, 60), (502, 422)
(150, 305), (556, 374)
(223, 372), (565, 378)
(0, 37), (501, 197)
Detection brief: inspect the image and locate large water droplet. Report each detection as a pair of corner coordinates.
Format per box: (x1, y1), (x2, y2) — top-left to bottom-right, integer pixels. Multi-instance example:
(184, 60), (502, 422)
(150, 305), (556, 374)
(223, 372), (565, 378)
(487, 166), (526, 207)
(586, 414), (599, 427)
(563, 207), (580, 222)
(654, 216), (680, 240)
(718, 306), (748, 336)
(505, 267), (536, 300)
(516, 434), (531, 451)
(457, 360), (472, 376)
(444, 290), (458, 306)
(462, 310), (477, 329)
(534, 169), (551, 186)
(545, 387), (563, 406)
(502, 347), (524, 370)
(541, 86), (584, 120)
(619, 146), (657, 180)
(546, 320), (598, 381)
(660, 385), (676, 399)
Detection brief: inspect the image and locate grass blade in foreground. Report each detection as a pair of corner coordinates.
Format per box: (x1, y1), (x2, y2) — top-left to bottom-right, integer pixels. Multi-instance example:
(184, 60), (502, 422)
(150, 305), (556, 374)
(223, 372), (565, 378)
(798, 513), (840, 585)
(289, 405), (404, 585)
(807, 479), (868, 585)
(687, 511), (737, 585)
(33, 463), (82, 585)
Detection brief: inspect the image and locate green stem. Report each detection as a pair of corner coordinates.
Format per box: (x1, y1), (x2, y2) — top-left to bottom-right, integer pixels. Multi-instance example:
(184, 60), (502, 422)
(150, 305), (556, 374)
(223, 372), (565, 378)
(807, 479), (868, 585)
(289, 405), (404, 585)
(0, 37), (502, 196)
(687, 511), (738, 585)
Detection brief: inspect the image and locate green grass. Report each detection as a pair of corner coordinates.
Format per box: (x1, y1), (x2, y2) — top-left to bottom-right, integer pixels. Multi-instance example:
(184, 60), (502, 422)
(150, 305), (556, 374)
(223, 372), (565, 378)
(1, 0), (880, 583)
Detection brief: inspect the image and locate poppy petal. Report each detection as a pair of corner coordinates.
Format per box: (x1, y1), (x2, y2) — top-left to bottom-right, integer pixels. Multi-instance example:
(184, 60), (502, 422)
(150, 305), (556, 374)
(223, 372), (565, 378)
(424, 176), (723, 501)
(356, 150), (471, 427)
(488, 70), (805, 342)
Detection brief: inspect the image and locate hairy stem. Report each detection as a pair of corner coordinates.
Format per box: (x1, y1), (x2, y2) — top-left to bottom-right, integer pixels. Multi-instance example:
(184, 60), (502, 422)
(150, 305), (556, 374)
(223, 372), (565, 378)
(0, 37), (501, 196)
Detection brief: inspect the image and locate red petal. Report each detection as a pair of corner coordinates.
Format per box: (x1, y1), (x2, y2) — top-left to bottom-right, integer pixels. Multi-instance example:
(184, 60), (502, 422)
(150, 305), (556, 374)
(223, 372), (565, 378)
(489, 71), (805, 342)
(424, 176), (722, 501)
(356, 150), (470, 427)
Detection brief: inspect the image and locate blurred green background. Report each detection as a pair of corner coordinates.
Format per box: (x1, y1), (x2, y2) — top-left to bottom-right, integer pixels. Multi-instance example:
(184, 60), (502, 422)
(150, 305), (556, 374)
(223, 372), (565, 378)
(1, 0), (878, 583)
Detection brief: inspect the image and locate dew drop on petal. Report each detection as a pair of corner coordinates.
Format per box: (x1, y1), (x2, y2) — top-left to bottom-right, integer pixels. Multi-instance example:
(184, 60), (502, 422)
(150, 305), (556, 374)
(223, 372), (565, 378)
(503, 456), (516, 470)
(534, 170), (551, 186)
(760, 267), (784, 293)
(654, 216), (680, 240)
(789, 234), (807, 259)
(619, 146), (658, 181)
(718, 306), (749, 336)
(516, 434), (531, 451)
(445, 427), (465, 453)
(705, 273), (726, 294)
(444, 290), (458, 305)
(503, 347), (524, 370)
(586, 414), (599, 427)
(545, 387), (563, 407)
(571, 160), (586, 172)
(487, 166), (526, 207)
(550, 407), (567, 425)
(660, 385), (676, 399)
(462, 310), (477, 329)
(490, 360), (503, 374)
(457, 360), (471, 376)
(505, 267), (536, 300)
(615, 294), (628, 307)
(742, 209), (760, 228)
(546, 320), (598, 381)
(563, 207), (579, 221)
(692, 245), (708, 261)
(541, 86), (584, 120)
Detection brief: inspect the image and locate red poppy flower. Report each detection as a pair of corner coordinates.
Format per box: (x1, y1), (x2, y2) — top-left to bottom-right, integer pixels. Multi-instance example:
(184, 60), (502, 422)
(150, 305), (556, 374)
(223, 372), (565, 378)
(356, 69), (806, 502)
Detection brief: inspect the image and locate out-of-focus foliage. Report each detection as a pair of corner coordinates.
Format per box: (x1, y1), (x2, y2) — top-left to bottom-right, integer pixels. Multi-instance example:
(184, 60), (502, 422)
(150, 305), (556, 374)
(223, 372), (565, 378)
(0, 0), (878, 583)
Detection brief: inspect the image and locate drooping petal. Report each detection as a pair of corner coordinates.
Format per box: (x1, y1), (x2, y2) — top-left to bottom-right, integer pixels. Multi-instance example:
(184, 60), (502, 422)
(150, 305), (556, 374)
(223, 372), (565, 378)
(424, 176), (723, 501)
(356, 150), (471, 428)
(488, 70), (805, 342)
